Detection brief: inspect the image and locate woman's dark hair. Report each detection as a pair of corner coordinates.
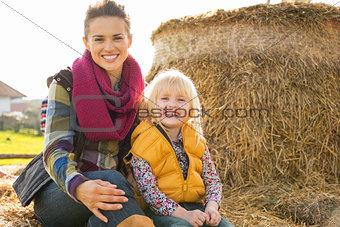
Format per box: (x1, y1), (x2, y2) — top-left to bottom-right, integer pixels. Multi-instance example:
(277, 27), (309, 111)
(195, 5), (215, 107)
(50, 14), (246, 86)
(84, 0), (130, 40)
(46, 76), (54, 88)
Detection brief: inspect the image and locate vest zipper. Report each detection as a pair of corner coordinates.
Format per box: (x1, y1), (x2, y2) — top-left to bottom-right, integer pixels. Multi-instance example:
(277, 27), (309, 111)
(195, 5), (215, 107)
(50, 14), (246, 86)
(181, 125), (190, 193)
(183, 182), (188, 192)
(158, 124), (188, 184)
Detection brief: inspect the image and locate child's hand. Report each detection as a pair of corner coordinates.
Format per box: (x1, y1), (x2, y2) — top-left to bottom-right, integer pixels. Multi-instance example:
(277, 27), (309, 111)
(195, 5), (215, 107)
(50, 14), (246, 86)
(172, 206), (208, 227)
(185, 209), (209, 227)
(205, 201), (221, 226)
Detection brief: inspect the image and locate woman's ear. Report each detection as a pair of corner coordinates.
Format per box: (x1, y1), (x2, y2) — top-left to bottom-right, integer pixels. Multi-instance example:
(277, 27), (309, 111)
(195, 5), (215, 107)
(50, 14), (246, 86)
(128, 34), (133, 48)
(83, 37), (90, 50)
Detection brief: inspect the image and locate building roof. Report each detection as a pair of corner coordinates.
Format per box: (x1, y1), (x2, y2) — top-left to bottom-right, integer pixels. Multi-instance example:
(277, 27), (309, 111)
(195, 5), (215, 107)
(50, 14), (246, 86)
(0, 80), (26, 98)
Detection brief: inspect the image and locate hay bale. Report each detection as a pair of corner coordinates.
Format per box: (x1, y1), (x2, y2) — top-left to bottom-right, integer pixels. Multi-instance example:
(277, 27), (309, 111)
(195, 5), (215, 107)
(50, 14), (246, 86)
(148, 3), (340, 188)
(0, 178), (40, 227)
(221, 182), (340, 226)
(273, 186), (340, 225)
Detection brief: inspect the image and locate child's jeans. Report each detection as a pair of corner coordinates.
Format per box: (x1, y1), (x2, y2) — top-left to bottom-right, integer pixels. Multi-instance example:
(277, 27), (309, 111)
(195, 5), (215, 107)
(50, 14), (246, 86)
(144, 202), (234, 227)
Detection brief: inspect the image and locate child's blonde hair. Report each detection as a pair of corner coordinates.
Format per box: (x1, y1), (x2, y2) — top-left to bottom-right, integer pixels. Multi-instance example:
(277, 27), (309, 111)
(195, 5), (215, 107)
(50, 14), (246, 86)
(144, 69), (202, 136)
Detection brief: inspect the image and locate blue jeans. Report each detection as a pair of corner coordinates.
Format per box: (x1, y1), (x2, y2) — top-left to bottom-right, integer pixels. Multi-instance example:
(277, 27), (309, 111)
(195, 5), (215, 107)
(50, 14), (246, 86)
(145, 202), (234, 227)
(34, 170), (145, 227)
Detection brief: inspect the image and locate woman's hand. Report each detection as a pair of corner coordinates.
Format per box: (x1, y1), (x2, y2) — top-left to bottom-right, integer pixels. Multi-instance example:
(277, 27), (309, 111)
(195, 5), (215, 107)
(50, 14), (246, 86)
(204, 201), (221, 226)
(171, 206), (208, 227)
(75, 179), (128, 223)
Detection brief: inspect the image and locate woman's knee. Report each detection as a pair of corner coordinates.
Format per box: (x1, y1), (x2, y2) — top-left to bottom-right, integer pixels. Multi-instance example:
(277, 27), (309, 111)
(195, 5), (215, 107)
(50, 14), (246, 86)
(84, 170), (133, 195)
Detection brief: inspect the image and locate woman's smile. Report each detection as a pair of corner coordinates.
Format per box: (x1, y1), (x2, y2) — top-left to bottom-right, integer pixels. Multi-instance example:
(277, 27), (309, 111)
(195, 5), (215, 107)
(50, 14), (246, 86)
(102, 54), (119, 62)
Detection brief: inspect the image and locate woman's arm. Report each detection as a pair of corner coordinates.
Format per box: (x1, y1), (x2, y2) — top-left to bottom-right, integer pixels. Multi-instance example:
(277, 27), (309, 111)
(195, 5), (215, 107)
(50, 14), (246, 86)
(43, 80), (88, 200)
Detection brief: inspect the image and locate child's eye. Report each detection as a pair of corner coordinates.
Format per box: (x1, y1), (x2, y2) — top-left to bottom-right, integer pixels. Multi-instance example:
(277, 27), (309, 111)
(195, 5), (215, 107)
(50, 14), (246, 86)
(178, 98), (186, 102)
(160, 97), (168, 100)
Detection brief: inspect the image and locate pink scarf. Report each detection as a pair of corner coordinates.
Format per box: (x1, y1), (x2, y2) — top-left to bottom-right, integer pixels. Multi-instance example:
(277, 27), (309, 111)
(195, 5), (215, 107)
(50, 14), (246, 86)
(72, 50), (144, 142)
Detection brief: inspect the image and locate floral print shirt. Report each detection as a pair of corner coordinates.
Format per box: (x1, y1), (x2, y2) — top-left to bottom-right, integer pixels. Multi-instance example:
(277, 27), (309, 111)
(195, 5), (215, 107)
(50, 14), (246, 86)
(131, 133), (222, 216)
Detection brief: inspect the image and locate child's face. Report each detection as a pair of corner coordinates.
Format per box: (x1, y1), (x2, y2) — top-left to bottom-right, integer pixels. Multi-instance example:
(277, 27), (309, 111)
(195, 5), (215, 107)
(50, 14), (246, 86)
(156, 91), (191, 130)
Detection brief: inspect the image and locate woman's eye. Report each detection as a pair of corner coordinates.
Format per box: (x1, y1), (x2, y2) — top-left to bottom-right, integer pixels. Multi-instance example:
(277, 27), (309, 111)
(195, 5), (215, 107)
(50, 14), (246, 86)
(114, 37), (123, 41)
(94, 38), (104, 42)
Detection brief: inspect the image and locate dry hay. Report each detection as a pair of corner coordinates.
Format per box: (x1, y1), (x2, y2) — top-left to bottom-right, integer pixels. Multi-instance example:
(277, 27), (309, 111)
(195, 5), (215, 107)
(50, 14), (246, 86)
(147, 2), (340, 226)
(221, 181), (340, 226)
(0, 177), (40, 227)
(1, 165), (25, 176)
(148, 2), (339, 189)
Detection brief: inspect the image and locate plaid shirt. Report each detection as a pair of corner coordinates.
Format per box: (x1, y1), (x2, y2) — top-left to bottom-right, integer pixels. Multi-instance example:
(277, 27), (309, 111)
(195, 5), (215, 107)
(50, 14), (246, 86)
(43, 80), (122, 200)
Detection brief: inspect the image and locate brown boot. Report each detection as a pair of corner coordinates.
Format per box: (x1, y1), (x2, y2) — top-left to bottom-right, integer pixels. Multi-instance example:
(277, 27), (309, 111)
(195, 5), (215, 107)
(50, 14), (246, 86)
(117, 215), (155, 227)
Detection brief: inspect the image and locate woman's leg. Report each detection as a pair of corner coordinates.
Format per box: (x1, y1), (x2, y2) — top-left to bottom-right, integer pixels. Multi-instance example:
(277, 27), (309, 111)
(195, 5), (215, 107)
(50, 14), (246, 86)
(34, 170), (148, 227)
(34, 180), (92, 227)
(85, 170), (146, 226)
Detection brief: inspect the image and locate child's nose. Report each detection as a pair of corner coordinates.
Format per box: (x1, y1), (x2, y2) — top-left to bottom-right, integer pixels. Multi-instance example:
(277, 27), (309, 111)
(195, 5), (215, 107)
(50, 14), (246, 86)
(168, 100), (177, 108)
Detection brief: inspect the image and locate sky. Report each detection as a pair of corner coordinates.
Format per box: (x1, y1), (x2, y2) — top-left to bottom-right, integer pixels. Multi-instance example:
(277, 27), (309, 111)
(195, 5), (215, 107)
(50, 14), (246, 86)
(0, 0), (337, 99)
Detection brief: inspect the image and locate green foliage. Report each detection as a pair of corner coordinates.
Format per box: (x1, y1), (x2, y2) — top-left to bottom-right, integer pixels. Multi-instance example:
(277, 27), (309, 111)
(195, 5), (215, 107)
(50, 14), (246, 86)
(0, 130), (43, 165)
(22, 107), (41, 135)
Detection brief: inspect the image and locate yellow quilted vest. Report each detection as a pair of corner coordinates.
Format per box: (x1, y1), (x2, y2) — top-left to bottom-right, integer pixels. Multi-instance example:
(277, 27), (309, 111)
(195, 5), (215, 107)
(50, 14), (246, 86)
(130, 121), (206, 207)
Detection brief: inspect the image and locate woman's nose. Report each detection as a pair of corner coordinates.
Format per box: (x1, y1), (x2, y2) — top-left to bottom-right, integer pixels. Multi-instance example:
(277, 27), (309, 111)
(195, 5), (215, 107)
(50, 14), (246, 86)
(104, 40), (115, 51)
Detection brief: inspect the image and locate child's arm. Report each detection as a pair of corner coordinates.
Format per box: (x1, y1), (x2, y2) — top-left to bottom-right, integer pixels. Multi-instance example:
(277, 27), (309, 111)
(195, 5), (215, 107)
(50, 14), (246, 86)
(201, 146), (223, 226)
(131, 156), (179, 216)
(201, 146), (223, 206)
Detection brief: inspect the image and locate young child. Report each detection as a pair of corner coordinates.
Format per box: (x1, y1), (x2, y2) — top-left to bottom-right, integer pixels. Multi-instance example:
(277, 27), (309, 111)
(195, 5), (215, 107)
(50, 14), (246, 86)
(130, 70), (233, 227)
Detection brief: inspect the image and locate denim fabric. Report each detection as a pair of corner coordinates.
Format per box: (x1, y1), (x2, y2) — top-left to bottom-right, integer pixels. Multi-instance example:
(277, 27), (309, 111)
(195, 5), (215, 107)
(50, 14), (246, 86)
(34, 170), (145, 227)
(145, 202), (234, 227)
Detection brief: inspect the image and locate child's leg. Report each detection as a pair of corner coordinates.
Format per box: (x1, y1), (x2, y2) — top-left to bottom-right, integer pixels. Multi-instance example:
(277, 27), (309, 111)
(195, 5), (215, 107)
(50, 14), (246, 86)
(144, 208), (191, 227)
(217, 217), (234, 227)
(181, 203), (234, 227)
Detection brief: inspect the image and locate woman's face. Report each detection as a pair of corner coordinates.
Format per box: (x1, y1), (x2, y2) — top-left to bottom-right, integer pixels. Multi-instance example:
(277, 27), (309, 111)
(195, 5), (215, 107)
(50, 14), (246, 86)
(83, 16), (132, 77)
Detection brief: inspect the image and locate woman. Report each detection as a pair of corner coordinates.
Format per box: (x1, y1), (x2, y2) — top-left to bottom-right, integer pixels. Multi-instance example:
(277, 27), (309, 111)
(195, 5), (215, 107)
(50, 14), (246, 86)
(33, 1), (154, 226)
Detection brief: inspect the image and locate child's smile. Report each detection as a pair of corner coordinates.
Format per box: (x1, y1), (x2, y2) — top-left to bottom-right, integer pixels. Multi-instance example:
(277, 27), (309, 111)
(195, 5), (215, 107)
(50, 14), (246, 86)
(156, 91), (191, 129)
(164, 109), (180, 117)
